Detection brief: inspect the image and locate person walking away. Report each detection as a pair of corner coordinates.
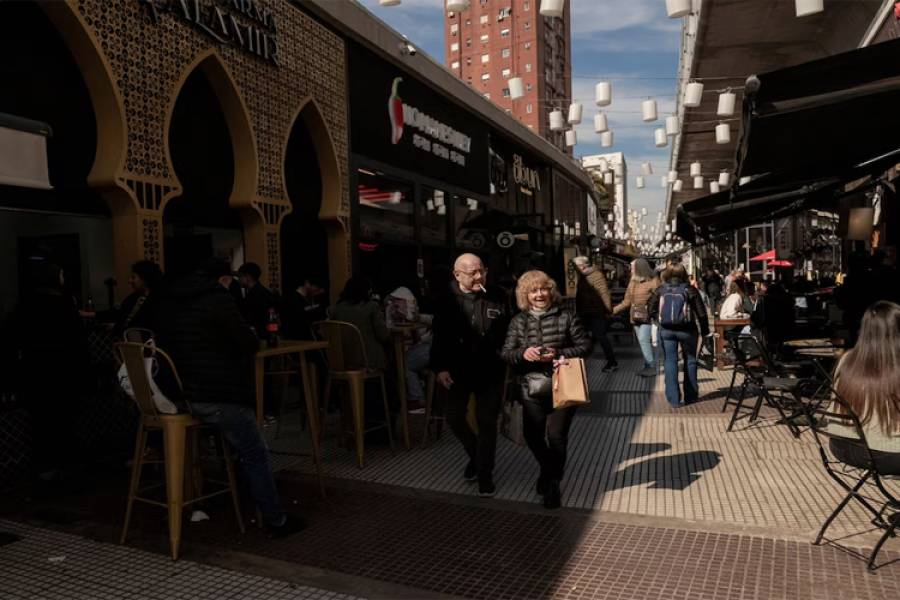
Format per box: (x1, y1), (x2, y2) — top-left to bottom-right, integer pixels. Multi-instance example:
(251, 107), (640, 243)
(502, 271), (591, 509)
(612, 258), (660, 377)
(114, 260), (165, 337)
(281, 276), (327, 341)
(573, 256), (617, 372)
(702, 268), (723, 312)
(649, 265), (710, 406)
(430, 253), (510, 497)
(237, 263), (280, 341)
(158, 258), (304, 537)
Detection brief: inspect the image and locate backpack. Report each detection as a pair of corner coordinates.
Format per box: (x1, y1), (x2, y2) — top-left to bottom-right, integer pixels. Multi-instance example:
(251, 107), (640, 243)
(658, 283), (691, 328)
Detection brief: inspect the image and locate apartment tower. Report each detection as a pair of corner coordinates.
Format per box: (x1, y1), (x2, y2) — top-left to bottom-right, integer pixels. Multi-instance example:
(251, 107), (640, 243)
(444, 0), (572, 153)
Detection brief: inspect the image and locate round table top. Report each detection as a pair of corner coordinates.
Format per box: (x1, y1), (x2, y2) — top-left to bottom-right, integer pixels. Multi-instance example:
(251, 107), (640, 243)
(784, 338), (844, 349)
(795, 347), (844, 358)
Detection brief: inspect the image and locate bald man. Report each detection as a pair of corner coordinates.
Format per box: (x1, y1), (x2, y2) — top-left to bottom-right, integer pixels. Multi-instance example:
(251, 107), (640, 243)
(430, 253), (510, 497)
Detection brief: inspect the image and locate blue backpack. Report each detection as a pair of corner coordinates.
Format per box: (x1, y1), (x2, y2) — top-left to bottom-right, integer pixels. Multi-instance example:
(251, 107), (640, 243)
(658, 283), (691, 328)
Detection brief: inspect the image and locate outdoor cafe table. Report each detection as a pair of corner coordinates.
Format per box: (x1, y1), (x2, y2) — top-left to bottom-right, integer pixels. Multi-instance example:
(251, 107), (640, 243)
(713, 318), (750, 368)
(255, 339), (328, 497)
(389, 325), (415, 449)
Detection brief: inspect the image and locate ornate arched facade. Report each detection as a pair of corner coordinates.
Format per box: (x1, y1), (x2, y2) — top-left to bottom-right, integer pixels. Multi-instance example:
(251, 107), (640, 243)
(40, 0), (350, 297)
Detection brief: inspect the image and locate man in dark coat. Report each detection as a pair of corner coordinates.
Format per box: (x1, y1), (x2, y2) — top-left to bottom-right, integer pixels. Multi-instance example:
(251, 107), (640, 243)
(573, 256), (618, 372)
(281, 276), (327, 341)
(237, 262), (279, 340)
(430, 253), (510, 497)
(159, 259), (303, 537)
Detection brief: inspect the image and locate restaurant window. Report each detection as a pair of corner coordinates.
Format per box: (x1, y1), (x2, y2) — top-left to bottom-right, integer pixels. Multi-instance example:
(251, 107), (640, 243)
(356, 169), (414, 245)
(501, 47), (510, 58)
(481, 53), (490, 63)
(421, 188), (449, 247)
(455, 195), (487, 251)
(502, 68), (511, 78)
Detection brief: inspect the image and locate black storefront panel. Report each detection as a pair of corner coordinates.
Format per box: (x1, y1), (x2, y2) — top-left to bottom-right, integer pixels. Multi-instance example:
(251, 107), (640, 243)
(348, 43), (490, 195)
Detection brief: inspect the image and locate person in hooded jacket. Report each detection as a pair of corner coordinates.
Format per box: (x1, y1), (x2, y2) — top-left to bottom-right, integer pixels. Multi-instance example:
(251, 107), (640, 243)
(502, 270), (591, 509)
(158, 258), (303, 538)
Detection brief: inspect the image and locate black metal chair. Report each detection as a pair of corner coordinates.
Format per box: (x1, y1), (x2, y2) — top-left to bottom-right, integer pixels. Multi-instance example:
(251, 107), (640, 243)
(806, 391), (899, 570)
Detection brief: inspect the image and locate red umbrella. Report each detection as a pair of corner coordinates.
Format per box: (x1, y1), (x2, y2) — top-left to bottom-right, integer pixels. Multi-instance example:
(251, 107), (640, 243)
(767, 260), (794, 268)
(750, 249), (776, 261)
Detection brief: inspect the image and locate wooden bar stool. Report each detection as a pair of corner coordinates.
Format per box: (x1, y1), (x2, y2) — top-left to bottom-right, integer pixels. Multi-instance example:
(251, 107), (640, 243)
(116, 342), (245, 560)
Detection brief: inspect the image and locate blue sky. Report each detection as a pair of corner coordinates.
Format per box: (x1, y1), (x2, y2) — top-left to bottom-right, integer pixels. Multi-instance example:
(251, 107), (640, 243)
(358, 0), (682, 217)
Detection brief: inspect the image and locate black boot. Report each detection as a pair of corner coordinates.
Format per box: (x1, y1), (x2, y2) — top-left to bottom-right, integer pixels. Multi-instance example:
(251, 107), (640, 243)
(535, 473), (549, 496)
(543, 480), (561, 509)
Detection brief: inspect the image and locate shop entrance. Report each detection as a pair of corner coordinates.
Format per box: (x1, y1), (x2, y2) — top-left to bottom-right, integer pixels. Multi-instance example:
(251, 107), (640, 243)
(164, 66), (243, 278)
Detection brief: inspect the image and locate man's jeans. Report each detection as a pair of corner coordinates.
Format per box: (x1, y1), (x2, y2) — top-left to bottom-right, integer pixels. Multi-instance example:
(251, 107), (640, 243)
(190, 402), (285, 526)
(585, 316), (617, 365)
(659, 328), (699, 406)
(406, 341), (431, 403)
(634, 323), (655, 369)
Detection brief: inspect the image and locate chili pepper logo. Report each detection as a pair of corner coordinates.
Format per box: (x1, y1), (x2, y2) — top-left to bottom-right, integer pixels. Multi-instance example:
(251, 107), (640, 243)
(389, 77), (404, 145)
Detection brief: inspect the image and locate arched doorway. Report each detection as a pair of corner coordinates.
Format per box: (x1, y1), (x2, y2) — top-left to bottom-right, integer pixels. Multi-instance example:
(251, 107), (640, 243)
(163, 57), (249, 279)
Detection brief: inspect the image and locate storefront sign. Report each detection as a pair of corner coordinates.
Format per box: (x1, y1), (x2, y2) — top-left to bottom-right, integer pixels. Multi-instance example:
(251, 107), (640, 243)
(142, 0), (279, 65)
(513, 154), (541, 192)
(389, 78), (472, 167)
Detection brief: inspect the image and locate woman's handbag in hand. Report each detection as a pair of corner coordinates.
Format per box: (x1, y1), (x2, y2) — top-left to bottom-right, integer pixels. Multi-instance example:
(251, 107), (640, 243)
(552, 358), (590, 410)
(630, 304), (650, 324)
(524, 372), (553, 398)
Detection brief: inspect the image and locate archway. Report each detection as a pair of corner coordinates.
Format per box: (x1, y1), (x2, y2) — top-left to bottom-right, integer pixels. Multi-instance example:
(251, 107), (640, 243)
(281, 99), (348, 302)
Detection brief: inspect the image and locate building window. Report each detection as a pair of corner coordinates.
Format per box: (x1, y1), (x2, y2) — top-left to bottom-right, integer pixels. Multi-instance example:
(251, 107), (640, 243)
(481, 73), (491, 81)
(526, 83), (533, 91)
(450, 24), (459, 34)
(500, 28), (510, 37)
(501, 68), (511, 78)
(505, 108), (512, 114)
(484, 93), (491, 100)
(524, 1), (530, 10)
(498, 6), (511, 20)
(502, 88), (510, 97)
(466, 38), (472, 47)
(450, 42), (459, 52)
(465, 18), (471, 26)
(481, 53), (490, 63)
(451, 61), (460, 69)
(501, 47), (510, 58)
(524, 41), (532, 50)
(528, 124), (534, 129)
(524, 21), (530, 30)
(466, 57), (472, 65)
(480, 34), (489, 43)
(525, 63), (532, 72)
(526, 103), (533, 113)
(480, 14), (489, 24)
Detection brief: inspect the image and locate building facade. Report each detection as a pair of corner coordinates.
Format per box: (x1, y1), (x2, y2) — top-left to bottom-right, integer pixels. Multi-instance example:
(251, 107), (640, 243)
(443, 0), (572, 154)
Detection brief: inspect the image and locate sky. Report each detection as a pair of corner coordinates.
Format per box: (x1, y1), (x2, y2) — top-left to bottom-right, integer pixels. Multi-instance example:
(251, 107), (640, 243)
(358, 0), (682, 218)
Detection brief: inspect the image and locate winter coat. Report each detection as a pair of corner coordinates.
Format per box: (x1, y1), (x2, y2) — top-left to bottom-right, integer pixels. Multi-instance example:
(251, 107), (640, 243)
(430, 281), (510, 384)
(575, 269), (613, 317)
(648, 278), (710, 337)
(158, 273), (259, 407)
(329, 300), (390, 370)
(613, 277), (660, 324)
(240, 283), (280, 338)
(502, 306), (592, 376)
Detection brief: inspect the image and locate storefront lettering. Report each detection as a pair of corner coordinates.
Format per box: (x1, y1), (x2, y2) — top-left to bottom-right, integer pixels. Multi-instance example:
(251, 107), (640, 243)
(401, 105), (471, 154)
(513, 154), (541, 191)
(142, 0), (279, 66)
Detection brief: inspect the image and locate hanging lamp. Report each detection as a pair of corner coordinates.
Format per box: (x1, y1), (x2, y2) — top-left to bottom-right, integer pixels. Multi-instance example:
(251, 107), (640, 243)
(673, 179), (683, 192)
(689, 162), (701, 177)
(593, 112), (608, 134)
(795, 0), (824, 17)
(684, 81), (703, 108)
(665, 115), (679, 136)
(693, 176), (703, 189)
(508, 77), (524, 100)
(717, 91), (736, 116)
(446, 0), (470, 11)
(600, 130), (614, 147)
(715, 123), (730, 144)
(539, 0), (565, 18)
(641, 162), (653, 175)
(710, 181), (720, 194)
(636, 176), (645, 189)
(654, 128), (667, 148)
(665, 0), (691, 18)
(718, 171), (730, 186)
(641, 99), (658, 122)
(567, 103), (583, 125)
(380, 0), (401, 5)
(595, 82), (612, 107)
(565, 129), (577, 147)
(549, 109), (565, 131)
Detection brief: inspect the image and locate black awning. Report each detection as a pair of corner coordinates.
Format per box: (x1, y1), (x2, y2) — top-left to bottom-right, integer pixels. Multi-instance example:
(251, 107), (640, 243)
(736, 37), (900, 183)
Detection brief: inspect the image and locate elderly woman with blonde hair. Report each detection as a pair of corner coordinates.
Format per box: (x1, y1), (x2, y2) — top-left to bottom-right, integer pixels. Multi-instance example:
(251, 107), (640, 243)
(502, 270), (591, 509)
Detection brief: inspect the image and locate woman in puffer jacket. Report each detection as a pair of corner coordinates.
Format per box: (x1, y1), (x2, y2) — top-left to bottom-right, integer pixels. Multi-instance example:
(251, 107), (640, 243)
(502, 270), (592, 509)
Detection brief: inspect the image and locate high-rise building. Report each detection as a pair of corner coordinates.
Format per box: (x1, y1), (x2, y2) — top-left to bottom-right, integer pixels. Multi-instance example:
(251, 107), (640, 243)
(444, 1), (571, 153)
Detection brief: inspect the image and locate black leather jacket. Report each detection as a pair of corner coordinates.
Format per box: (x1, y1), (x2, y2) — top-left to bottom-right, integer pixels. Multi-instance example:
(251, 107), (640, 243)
(502, 306), (592, 375)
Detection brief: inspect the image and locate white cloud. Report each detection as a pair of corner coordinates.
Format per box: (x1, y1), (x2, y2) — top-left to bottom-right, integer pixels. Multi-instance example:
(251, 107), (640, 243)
(571, 0), (681, 35)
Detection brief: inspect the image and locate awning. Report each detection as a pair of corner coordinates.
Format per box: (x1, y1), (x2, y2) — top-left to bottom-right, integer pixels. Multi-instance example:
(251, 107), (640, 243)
(0, 112), (53, 190)
(750, 249), (776, 262)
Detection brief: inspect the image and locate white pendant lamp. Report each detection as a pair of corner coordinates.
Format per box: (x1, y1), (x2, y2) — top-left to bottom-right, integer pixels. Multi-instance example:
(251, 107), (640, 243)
(636, 176), (645, 189)
(667, 170), (678, 183)
(565, 129), (577, 147)
(446, 0), (470, 11)
(539, 0), (565, 18)
(426, 199), (435, 211)
(642, 207), (648, 216)
(641, 99), (658, 122)
(710, 181), (721, 194)
(693, 176), (704, 189)
(717, 91), (736, 116)
(665, 0), (691, 18)
(437, 204), (447, 215)
(549, 109), (565, 131)
(715, 123), (731, 144)
(600, 130), (614, 147)
(595, 82), (612, 107)
(641, 162), (653, 175)
(684, 81), (704, 108)
(567, 103), (583, 125)
(689, 161), (701, 177)
(795, 0), (824, 17)
(603, 171), (613, 185)
(380, 0), (401, 5)
(593, 112), (608, 134)
(673, 179), (683, 192)
(718, 171), (730, 186)
(660, 176), (668, 188)
(665, 115), (680, 136)
(508, 77), (524, 100)
(739, 176), (752, 185)
(654, 128), (667, 148)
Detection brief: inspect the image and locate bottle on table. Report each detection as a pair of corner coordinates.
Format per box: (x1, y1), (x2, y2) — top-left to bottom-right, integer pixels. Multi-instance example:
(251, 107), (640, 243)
(266, 307), (280, 348)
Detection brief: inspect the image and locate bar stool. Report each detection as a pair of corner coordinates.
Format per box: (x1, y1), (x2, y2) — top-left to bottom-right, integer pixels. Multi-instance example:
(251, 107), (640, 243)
(115, 342), (245, 560)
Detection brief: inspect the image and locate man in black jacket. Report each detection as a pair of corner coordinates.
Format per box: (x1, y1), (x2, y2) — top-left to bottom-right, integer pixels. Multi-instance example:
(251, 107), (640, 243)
(430, 253), (510, 496)
(160, 259), (303, 537)
(237, 262), (279, 340)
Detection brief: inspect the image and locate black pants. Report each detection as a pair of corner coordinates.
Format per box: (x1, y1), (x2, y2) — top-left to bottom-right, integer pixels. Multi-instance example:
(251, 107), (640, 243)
(445, 378), (502, 484)
(520, 386), (578, 482)
(830, 438), (900, 476)
(585, 316), (616, 364)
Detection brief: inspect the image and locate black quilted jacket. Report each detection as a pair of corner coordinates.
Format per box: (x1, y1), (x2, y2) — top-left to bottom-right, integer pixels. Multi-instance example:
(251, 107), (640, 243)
(502, 306), (592, 374)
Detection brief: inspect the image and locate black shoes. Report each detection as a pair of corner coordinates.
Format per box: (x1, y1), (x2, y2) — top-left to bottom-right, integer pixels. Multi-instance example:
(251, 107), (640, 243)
(543, 480), (561, 510)
(267, 514), (308, 539)
(602, 362), (619, 373)
(463, 460), (478, 482)
(535, 475), (549, 496)
(478, 480), (496, 497)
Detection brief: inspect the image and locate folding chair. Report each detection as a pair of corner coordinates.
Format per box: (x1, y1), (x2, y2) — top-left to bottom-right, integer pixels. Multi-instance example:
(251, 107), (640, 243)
(806, 392), (899, 570)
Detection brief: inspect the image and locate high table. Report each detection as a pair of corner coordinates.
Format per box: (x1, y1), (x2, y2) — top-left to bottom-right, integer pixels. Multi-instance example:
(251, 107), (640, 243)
(389, 325), (416, 449)
(713, 318), (750, 368)
(255, 340), (329, 497)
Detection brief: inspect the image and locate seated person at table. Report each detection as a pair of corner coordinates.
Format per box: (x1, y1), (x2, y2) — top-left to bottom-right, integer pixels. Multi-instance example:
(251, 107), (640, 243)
(114, 260), (165, 337)
(237, 262), (280, 340)
(751, 281), (794, 354)
(329, 276), (390, 370)
(385, 285), (433, 412)
(719, 281), (751, 342)
(282, 275), (327, 341)
(160, 258), (304, 537)
(825, 301), (900, 474)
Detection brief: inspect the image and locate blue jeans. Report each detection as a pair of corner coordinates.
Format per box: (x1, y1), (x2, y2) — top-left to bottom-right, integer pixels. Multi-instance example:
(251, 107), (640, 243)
(190, 402), (285, 526)
(633, 324), (654, 369)
(406, 341), (431, 402)
(659, 328), (699, 406)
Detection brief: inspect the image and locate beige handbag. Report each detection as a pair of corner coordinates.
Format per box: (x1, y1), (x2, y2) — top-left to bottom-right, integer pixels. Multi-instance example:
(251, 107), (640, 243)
(552, 358), (590, 410)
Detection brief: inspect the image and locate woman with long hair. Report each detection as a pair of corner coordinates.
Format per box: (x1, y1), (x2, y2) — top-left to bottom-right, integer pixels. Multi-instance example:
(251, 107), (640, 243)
(502, 270), (591, 509)
(612, 258), (660, 377)
(828, 301), (900, 472)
